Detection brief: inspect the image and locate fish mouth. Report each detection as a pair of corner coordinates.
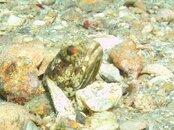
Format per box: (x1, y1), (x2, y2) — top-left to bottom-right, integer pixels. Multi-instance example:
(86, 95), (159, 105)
(78, 42), (103, 89)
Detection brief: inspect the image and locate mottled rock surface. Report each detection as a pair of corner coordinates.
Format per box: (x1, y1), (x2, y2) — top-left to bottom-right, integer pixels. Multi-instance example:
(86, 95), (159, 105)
(0, 57), (44, 104)
(0, 102), (36, 130)
(109, 41), (143, 79)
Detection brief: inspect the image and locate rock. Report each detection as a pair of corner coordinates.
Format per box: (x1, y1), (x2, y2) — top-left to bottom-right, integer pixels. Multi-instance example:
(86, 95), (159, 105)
(25, 120), (40, 130)
(51, 116), (80, 130)
(0, 57), (44, 104)
(141, 64), (173, 78)
(124, 0), (146, 10)
(78, 0), (113, 12)
(0, 102), (34, 130)
(156, 9), (174, 22)
(85, 111), (119, 130)
(109, 41), (143, 79)
(118, 6), (131, 18)
(7, 15), (25, 26)
(0, 39), (45, 72)
(25, 93), (54, 116)
(142, 23), (153, 34)
(45, 78), (76, 120)
(99, 63), (122, 82)
(37, 0), (56, 6)
(94, 35), (123, 50)
(119, 120), (148, 130)
(148, 76), (174, 88)
(76, 81), (122, 111)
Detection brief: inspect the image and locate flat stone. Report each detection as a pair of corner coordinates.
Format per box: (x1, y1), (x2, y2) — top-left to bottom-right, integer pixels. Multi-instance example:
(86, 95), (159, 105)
(45, 78), (76, 120)
(94, 35), (123, 50)
(99, 63), (121, 82)
(76, 81), (122, 111)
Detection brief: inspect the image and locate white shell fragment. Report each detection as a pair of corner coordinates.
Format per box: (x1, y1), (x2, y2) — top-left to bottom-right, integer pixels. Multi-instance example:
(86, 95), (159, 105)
(76, 81), (122, 111)
(45, 78), (76, 120)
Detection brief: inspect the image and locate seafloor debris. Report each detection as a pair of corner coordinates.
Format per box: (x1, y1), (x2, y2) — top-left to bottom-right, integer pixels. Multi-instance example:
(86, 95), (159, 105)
(0, 0), (174, 129)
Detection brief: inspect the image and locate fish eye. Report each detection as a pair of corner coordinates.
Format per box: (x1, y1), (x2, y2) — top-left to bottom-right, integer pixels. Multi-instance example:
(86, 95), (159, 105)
(67, 45), (78, 56)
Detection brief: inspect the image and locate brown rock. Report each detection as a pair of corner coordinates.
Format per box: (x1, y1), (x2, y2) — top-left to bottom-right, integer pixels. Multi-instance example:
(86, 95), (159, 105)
(0, 39), (45, 73)
(109, 41), (143, 79)
(0, 57), (44, 104)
